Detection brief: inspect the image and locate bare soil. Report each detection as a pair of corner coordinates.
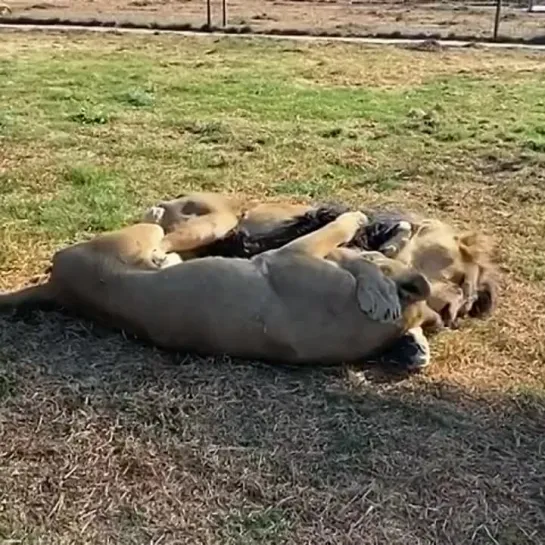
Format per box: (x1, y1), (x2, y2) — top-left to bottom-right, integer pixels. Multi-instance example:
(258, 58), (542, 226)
(1, 0), (544, 41)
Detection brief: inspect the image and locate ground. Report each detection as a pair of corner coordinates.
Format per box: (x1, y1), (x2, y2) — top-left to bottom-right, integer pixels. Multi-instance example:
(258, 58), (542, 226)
(1, 30), (545, 544)
(1, 0), (545, 42)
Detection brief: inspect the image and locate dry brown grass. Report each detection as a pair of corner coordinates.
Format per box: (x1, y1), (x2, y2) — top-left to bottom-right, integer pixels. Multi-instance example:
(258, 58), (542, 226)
(0, 32), (544, 543)
(1, 0), (544, 42)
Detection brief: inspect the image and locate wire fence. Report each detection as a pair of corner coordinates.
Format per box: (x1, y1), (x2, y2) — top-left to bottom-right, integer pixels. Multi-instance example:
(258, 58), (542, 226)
(203, 0), (545, 42)
(0, 0), (544, 43)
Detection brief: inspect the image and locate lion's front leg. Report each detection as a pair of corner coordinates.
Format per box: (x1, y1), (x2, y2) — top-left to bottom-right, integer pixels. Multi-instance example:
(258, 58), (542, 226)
(326, 248), (402, 324)
(277, 212), (369, 259)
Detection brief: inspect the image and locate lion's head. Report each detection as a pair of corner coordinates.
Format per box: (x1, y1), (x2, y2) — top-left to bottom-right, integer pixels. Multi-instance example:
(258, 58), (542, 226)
(397, 219), (497, 322)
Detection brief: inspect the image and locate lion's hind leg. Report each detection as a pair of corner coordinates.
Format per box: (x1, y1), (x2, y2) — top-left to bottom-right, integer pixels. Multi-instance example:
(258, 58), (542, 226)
(0, 283), (56, 312)
(159, 212), (239, 254)
(142, 192), (240, 255)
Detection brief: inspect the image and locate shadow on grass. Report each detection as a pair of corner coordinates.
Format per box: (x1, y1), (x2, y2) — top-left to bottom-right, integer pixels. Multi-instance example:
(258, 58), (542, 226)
(0, 311), (543, 544)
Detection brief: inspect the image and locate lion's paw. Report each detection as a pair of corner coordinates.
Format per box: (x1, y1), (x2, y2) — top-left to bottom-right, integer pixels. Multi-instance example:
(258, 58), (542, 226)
(151, 249), (182, 269)
(396, 220), (412, 233)
(379, 221), (412, 257)
(162, 253), (183, 268)
(142, 205), (166, 225)
(359, 278), (401, 324)
(337, 211), (369, 233)
(380, 245), (396, 258)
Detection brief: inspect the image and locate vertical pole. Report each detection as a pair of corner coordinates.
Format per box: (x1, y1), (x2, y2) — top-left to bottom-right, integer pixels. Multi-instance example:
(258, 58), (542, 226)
(206, 0), (211, 29)
(222, 0), (227, 27)
(493, 0), (502, 41)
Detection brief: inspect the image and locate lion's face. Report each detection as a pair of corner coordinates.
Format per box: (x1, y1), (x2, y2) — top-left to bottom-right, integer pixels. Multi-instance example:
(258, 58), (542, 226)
(398, 220), (496, 320)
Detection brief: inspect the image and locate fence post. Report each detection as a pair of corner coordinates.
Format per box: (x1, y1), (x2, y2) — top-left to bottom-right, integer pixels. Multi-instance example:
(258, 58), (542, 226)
(221, 0), (227, 28)
(493, 0), (502, 40)
(206, 0), (212, 28)
(222, 0), (227, 26)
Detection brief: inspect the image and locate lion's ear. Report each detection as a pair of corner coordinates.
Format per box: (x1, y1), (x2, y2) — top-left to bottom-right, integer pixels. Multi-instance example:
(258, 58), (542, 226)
(412, 219), (441, 237)
(395, 271), (431, 305)
(457, 231), (478, 247)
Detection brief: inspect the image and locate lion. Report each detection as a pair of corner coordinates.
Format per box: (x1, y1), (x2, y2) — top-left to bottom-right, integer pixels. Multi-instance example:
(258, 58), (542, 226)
(389, 218), (496, 328)
(142, 192), (497, 331)
(0, 212), (432, 366)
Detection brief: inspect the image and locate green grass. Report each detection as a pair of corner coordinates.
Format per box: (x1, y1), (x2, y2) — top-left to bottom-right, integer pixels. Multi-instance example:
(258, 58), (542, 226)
(1, 37), (545, 245)
(1, 32), (545, 545)
(3, 165), (132, 238)
(221, 508), (292, 544)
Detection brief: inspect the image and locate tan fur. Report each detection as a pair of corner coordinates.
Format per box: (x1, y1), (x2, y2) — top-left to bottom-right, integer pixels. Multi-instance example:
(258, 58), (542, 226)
(0, 213), (431, 365)
(393, 218), (495, 326)
(0, 4), (11, 15)
(240, 202), (314, 235)
(142, 192), (241, 257)
(142, 193), (496, 326)
(326, 248), (429, 331)
(142, 192), (313, 258)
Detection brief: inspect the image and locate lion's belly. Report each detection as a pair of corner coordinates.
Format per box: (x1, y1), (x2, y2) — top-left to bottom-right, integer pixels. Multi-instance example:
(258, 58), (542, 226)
(255, 253), (404, 363)
(138, 259), (284, 359)
(137, 257), (402, 364)
(261, 293), (402, 364)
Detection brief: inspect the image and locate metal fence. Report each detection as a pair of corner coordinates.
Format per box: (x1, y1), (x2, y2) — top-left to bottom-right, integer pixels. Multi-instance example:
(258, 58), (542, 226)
(0, 0), (544, 43)
(202, 0), (545, 43)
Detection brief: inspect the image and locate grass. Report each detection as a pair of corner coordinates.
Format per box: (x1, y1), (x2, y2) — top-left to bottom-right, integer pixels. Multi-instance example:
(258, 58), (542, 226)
(0, 30), (545, 544)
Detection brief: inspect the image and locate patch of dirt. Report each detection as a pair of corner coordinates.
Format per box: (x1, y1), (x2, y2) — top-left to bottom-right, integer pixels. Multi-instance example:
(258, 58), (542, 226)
(1, 0), (543, 41)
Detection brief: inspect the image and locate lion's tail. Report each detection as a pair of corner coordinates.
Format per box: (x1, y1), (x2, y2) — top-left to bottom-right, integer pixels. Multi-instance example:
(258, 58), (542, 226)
(0, 282), (56, 311)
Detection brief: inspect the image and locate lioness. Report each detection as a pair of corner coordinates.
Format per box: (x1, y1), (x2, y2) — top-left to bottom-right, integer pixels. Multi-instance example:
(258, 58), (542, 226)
(0, 212), (431, 365)
(142, 192), (497, 330)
